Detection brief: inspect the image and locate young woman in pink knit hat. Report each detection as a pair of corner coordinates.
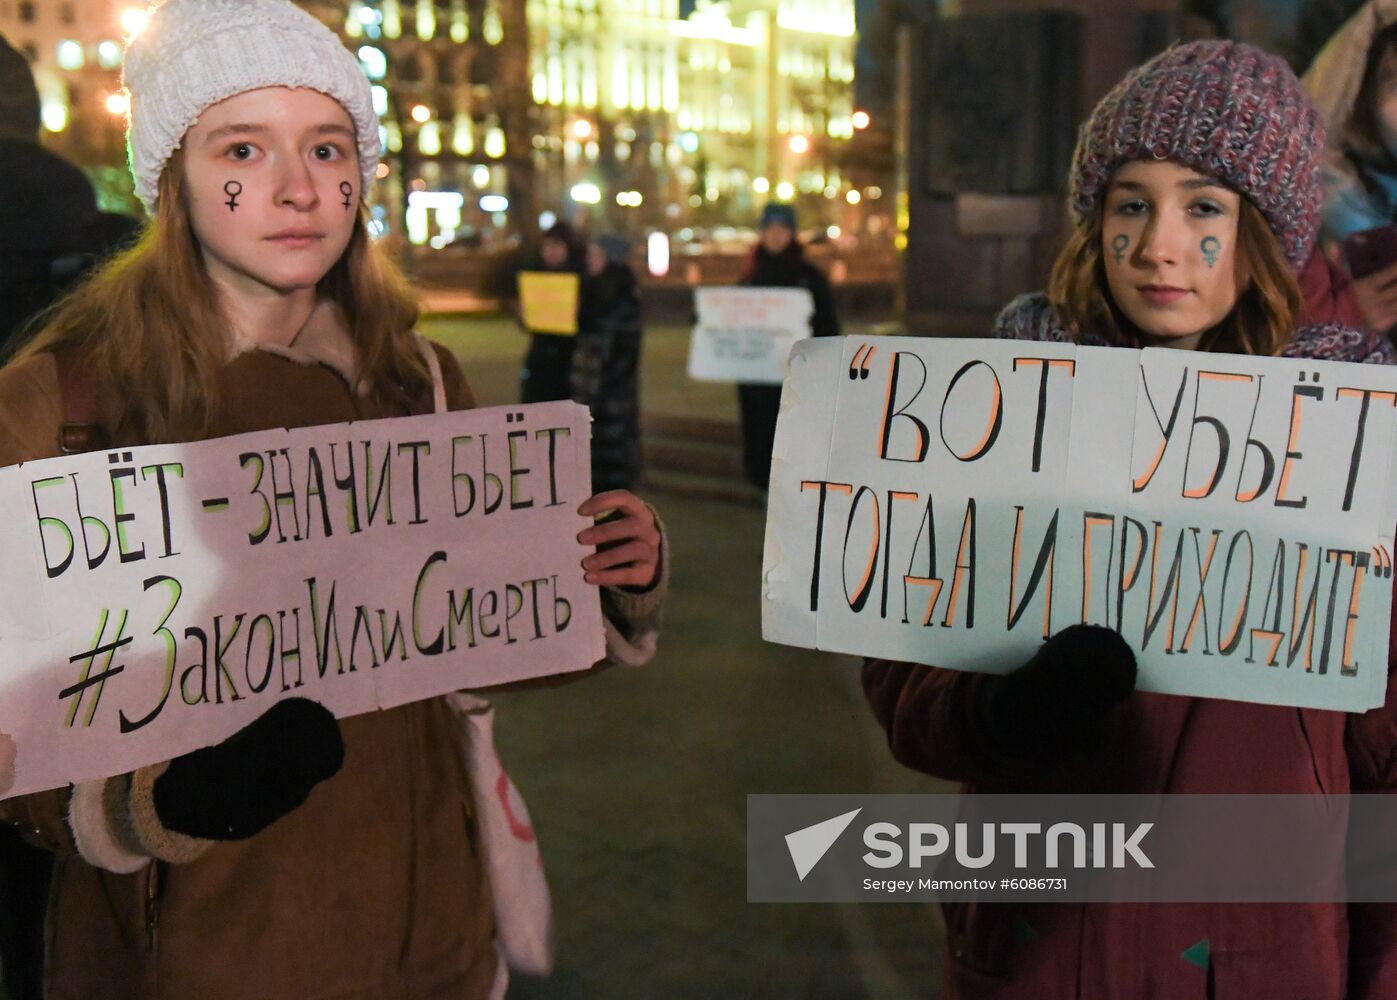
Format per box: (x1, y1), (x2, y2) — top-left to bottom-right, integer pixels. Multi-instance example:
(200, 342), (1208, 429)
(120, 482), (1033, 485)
(0, 1), (668, 997)
(864, 40), (1397, 999)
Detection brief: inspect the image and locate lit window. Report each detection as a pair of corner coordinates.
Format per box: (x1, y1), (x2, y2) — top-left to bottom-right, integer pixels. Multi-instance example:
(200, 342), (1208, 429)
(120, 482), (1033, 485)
(453, 115), (474, 156)
(383, 0), (402, 37)
(418, 121), (441, 155)
(611, 53), (628, 111)
(41, 101), (68, 133)
(371, 85), (389, 117)
(56, 39), (83, 70)
(416, 0), (435, 40)
(483, 4), (503, 44)
(547, 53), (563, 106)
(358, 46), (387, 80)
(97, 40), (121, 69)
(484, 125), (505, 158)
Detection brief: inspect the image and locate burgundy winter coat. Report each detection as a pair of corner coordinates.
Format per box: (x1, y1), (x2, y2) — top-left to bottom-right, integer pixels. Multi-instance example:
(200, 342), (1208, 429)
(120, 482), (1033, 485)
(863, 295), (1397, 1000)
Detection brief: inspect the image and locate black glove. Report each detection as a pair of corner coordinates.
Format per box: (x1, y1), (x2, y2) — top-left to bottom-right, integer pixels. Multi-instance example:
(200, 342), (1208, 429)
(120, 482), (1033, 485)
(153, 698), (344, 841)
(982, 624), (1137, 761)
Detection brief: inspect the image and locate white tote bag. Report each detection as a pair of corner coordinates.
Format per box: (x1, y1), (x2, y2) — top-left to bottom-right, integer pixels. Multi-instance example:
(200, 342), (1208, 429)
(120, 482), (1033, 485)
(446, 691), (555, 977)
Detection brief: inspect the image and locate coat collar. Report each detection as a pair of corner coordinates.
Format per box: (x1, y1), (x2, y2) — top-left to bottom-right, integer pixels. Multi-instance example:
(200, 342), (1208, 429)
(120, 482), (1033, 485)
(226, 298), (368, 396)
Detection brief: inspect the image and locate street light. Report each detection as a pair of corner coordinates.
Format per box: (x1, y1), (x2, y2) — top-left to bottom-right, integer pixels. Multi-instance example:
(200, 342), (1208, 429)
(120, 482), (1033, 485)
(788, 134), (810, 155)
(105, 92), (130, 115)
(852, 110), (871, 130)
(571, 119), (593, 141)
(410, 104), (432, 124)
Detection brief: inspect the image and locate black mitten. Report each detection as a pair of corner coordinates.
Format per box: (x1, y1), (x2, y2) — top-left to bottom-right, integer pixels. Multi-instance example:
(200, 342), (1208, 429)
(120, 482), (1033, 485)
(152, 698), (344, 841)
(982, 624), (1137, 761)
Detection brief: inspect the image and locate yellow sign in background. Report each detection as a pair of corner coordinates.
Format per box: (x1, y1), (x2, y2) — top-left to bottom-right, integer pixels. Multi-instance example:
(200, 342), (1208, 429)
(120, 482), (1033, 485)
(518, 271), (580, 335)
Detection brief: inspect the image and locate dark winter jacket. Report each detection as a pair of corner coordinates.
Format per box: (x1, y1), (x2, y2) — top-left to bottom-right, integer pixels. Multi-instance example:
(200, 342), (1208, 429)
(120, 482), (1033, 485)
(0, 140), (137, 352)
(517, 246), (584, 405)
(735, 244), (841, 489)
(572, 260), (642, 491)
(740, 244), (841, 340)
(863, 292), (1397, 1000)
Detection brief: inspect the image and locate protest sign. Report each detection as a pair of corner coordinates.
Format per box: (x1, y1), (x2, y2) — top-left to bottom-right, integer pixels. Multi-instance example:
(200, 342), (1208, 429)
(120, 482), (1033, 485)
(762, 337), (1397, 712)
(687, 286), (814, 384)
(0, 400), (603, 798)
(518, 271), (580, 335)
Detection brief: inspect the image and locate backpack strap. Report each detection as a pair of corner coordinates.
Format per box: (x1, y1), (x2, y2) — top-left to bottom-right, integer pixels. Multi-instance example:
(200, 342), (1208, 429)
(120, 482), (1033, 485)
(415, 333), (447, 415)
(54, 350), (108, 455)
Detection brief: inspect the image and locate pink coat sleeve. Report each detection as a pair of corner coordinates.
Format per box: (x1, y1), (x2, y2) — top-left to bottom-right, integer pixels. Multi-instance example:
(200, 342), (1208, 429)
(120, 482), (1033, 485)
(861, 659), (1051, 789)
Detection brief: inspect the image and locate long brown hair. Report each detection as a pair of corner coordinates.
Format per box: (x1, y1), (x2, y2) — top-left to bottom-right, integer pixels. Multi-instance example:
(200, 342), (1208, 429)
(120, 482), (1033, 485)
(1047, 197), (1300, 356)
(18, 152), (428, 442)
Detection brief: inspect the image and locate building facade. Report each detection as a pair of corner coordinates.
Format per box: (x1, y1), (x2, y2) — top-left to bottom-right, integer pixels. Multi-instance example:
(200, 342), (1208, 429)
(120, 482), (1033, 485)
(526, 0), (861, 238)
(345, 0), (862, 248)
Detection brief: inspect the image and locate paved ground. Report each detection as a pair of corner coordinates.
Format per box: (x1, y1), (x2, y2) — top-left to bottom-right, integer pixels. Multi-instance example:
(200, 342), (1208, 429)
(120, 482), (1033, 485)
(425, 315), (953, 999)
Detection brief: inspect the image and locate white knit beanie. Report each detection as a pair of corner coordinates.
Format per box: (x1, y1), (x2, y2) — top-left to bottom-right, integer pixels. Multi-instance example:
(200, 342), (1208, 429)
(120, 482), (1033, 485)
(123, 0), (380, 212)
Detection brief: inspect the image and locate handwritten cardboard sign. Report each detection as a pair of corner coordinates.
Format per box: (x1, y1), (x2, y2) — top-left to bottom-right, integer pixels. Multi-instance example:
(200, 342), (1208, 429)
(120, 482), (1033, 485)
(763, 337), (1397, 712)
(0, 401), (603, 798)
(519, 271), (580, 335)
(687, 286), (814, 384)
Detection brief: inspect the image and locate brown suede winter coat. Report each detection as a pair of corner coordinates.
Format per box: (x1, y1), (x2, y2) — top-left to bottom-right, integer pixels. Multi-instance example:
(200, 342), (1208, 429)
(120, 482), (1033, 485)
(0, 332), (532, 999)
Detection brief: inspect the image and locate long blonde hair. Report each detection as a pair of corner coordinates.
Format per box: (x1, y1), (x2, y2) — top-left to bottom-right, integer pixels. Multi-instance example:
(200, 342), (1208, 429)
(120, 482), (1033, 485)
(1047, 197), (1300, 357)
(17, 152), (428, 442)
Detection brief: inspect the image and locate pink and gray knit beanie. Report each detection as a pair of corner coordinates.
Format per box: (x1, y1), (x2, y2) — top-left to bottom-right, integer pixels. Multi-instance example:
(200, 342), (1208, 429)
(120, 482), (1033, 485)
(1070, 40), (1325, 269)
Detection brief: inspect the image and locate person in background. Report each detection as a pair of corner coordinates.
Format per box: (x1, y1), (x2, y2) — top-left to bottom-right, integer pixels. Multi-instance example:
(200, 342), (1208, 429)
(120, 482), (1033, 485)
(519, 219), (585, 403)
(864, 41), (1397, 999)
(573, 234), (643, 491)
(0, 35), (137, 354)
(736, 203), (840, 490)
(0, 34), (139, 1000)
(1305, 0), (1397, 335)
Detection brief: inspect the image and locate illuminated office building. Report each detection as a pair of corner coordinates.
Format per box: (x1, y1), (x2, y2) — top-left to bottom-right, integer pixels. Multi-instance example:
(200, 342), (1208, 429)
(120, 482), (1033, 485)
(529, 0), (858, 232)
(339, 0), (531, 248)
(333, 0), (856, 246)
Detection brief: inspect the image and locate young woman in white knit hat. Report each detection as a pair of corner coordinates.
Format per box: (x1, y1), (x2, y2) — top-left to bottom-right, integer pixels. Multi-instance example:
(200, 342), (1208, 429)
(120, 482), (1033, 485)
(865, 40), (1397, 1000)
(0, 1), (668, 997)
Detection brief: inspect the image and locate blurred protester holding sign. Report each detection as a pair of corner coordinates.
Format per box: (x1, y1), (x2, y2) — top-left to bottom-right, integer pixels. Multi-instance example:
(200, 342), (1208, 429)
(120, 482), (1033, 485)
(0, 3), (667, 998)
(1305, 0), (1397, 336)
(864, 42), (1397, 999)
(736, 203), (840, 490)
(573, 234), (643, 491)
(518, 220), (584, 403)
